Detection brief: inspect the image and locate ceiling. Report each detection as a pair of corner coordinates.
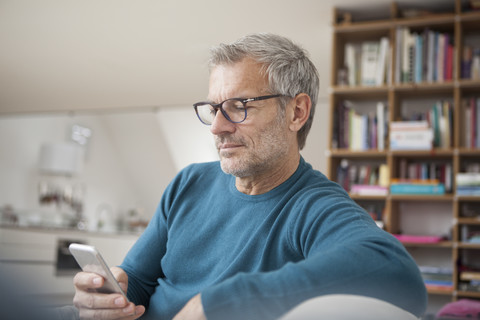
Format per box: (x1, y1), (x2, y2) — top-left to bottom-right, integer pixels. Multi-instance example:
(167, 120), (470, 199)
(0, 0), (452, 114)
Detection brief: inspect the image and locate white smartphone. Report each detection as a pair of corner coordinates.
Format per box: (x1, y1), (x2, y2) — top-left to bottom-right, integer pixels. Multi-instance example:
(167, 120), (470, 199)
(69, 243), (128, 300)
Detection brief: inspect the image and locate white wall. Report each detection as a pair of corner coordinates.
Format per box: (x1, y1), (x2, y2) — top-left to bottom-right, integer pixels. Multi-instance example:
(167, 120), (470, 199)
(0, 112), (177, 229)
(0, 0), (339, 173)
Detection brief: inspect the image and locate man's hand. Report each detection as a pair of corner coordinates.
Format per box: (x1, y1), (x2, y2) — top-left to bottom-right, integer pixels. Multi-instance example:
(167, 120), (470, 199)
(173, 294), (206, 320)
(73, 266), (145, 319)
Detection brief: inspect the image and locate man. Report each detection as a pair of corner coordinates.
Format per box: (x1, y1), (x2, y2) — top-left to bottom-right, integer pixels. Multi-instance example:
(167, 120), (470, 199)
(73, 33), (427, 320)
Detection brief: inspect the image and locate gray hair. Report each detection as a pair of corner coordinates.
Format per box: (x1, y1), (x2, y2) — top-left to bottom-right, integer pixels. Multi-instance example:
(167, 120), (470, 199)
(208, 33), (319, 150)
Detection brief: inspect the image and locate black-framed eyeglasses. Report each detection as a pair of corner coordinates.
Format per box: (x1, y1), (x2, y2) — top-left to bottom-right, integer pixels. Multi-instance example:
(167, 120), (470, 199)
(193, 94), (283, 125)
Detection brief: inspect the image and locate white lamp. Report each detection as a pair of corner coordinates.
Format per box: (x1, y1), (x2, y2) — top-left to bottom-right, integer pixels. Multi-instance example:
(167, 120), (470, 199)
(38, 142), (85, 175)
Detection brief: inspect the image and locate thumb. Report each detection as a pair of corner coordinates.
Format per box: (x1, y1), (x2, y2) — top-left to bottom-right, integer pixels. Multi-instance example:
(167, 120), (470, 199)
(111, 267), (128, 292)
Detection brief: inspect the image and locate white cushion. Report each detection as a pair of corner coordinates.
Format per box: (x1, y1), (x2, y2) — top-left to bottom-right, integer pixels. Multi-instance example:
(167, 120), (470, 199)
(279, 294), (419, 320)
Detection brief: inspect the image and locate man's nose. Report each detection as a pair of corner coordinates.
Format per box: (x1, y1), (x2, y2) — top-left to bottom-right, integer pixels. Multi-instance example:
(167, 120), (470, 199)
(210, 109), (235, 135)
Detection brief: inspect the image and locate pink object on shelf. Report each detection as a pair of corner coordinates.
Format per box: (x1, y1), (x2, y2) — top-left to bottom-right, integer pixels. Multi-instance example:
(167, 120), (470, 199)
(393, 234), (444, 244)
(437, 299), (480, 318)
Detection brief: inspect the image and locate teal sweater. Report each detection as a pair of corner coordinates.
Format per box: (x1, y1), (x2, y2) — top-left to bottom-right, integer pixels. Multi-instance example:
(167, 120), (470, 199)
(120, 158), (427, 319)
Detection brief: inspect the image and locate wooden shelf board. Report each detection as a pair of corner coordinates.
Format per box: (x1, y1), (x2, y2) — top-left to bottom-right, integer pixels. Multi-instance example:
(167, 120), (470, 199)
(457, 243), (480, 249)
(460, 11), (480, 29)
(390, 149), (454, 157)
(330, 86), (389, 99)
(457, 148), (480, 156)
(402, 241), (454, 248)
(458, 217), (480, 225)
(334, 19), (392, 33)
(393, 82), (455, 95)
(427, 287), (454, 295)
(390, 194), (454, 201)
(393, 14), (455, 28)
(456, 196), (480, 202)
(350, 194), (387, 201)
(456, 290), (480, 298)
(458, 79), (480, 88)
(329, 149), (387, 158)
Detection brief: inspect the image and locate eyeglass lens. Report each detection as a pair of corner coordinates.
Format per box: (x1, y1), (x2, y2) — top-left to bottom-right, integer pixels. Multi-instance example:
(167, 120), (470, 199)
(196, 99), (246, 125)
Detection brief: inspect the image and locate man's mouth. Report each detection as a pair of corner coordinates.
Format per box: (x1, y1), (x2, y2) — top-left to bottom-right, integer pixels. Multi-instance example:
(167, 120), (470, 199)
(218, 143), (242, 150)
(216, 137), (245, 153)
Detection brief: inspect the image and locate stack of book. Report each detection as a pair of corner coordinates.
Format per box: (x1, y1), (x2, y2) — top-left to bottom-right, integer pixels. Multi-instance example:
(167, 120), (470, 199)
(389, 121), (433, 150)
(390, 100), (453, 150)
(456, 173), (480, 196)
(395, 27), (454, 83)
(458, 270), (480, 293)
(463, 97), (480, 148)
(336, 161), (389, 195)
(344, 37), (390, 87)
(397, 160), (453, 193)
(390, 179), (445, 195)
(332, 101), (387, 151)
(419, 266), (453, 292)
(401, 100), (453, 149)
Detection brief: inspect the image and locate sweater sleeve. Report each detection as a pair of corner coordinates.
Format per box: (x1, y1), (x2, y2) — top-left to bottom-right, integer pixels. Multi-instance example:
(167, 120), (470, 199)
(120, 200), (169, 308)
(201, 194), (427, 320)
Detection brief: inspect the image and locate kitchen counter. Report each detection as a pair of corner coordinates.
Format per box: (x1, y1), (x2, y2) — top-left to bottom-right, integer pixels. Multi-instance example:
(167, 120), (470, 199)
(0, 221), (144, 237)
(0, 224), (141, 307)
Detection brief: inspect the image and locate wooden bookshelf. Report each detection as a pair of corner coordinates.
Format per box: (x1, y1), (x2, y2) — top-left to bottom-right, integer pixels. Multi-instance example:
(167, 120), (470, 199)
(328, 0), (480, 306)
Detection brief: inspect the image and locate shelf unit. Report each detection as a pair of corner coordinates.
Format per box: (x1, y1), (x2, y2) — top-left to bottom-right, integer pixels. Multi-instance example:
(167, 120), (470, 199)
(328, 0), (480, 305)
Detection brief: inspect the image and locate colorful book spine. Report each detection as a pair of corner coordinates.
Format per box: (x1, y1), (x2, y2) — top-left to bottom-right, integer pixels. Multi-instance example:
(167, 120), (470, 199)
(350, 184), (388, 196)
(390, 183), (445, 195)
(396, 27), (453, 83)
(334, 101), (387, 151)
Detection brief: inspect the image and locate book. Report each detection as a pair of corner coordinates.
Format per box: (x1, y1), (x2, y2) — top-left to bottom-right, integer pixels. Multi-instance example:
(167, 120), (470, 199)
(477, 98), (480, 147)
(390, 121), (433, 150)
(391, 178), (440, 184)
(439, 101), (452, 148)
(378, 164), (389, 187)
(390, 183), (445, 195)
(432, 102), (441, 147)
(395, 27), (403, 83)
(445, 41), (453, 80)
(350, 184), (388, 196)
(456, 173), (480, 195)
(473, 48), (480, 79)
(375, 37), (389, 86)
(402, 29), (415, 82)
(423, 280), (453, 287)
(414, 33), (423, 83)
(394, 234), (445, 244)
(376, 102), (385, 150)
(345, 43), (358, 86)
(472, 97), (477, 148)
(462, 46), (473, 79)
(419, 266), (453, 275)
(361, 41), (379, 86)
(390, 120), (429, 130)
(456, 173), (480, 186)
(456, 187), (480, 196)
(427, 30), (435, 82)
(437, 33), (445, 82)
(460, 272), (480, 281)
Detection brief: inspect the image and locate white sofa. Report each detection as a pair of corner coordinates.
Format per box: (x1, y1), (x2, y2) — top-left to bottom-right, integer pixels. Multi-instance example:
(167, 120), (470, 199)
(280, 294), (419, 320)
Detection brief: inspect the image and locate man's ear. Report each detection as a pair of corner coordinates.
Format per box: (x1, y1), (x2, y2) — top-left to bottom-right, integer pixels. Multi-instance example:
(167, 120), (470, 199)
(288, 93), (311, 132)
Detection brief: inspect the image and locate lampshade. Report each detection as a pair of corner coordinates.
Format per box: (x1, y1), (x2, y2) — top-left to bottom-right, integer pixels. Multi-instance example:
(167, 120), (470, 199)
(38, 142), (84, 175)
